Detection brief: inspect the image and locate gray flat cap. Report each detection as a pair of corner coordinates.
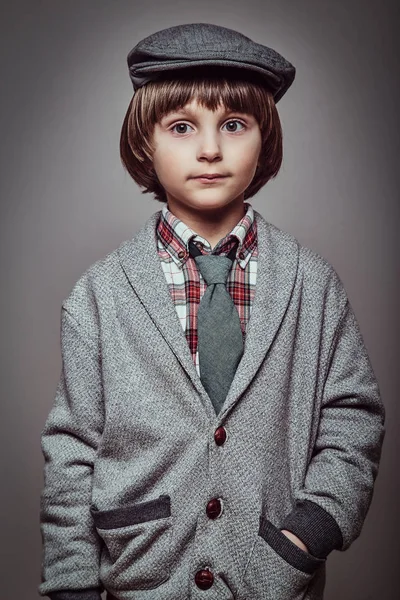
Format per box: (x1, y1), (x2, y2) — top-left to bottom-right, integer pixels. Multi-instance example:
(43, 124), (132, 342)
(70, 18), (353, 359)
(127, 23), (295, 103)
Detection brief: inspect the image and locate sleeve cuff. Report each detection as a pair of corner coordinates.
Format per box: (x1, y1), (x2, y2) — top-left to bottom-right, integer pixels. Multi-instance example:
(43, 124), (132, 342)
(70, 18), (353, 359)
(48, 590), (102, 600)
(280, 499), (343, 558)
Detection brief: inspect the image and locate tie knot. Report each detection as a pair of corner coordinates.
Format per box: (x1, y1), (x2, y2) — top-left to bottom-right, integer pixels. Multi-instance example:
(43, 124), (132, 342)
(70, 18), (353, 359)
(194, 254), (233, 285)
(188, 238), (238, 286)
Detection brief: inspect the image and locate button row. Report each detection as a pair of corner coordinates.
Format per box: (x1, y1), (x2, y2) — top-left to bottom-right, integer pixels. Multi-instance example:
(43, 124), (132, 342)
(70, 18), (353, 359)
(194, 426), (227, 589)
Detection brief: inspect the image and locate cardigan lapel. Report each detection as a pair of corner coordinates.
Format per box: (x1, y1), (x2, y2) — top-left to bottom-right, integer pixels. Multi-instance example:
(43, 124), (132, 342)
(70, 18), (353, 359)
(220, 211), (299, 420)
(117, 209), (299, 422)
(118, 211), (212, 416)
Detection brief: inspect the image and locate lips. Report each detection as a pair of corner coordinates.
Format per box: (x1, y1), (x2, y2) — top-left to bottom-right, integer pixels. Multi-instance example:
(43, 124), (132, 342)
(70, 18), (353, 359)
(193, 174), (227, 179)
(193, 176), (227, 183)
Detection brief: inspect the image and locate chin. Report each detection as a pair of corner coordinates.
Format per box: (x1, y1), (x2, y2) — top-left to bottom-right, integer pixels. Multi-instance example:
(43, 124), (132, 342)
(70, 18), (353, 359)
(192, 198), (235, 209)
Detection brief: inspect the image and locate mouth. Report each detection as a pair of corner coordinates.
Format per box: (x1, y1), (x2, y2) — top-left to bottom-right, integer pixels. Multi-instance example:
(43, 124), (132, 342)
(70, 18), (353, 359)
(192, 176), (228, 183)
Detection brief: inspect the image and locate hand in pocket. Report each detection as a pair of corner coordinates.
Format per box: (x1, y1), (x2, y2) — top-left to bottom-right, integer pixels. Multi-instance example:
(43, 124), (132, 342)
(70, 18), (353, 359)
(280, 529), (309, 554)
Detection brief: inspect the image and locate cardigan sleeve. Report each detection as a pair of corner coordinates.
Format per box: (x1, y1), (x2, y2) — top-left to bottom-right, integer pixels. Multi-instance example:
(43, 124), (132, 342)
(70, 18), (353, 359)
(38, 308), (104, 599)
(280, 297), (386, 559)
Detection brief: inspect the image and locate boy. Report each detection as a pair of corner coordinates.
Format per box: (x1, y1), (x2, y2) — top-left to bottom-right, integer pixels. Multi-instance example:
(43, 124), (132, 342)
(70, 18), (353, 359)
(38, 23), (386, 600)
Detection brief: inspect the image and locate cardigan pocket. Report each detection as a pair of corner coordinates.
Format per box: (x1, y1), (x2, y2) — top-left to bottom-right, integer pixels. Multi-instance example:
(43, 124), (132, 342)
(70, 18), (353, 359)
(90, 494), (173, 591)
(241, 515), (325, 600)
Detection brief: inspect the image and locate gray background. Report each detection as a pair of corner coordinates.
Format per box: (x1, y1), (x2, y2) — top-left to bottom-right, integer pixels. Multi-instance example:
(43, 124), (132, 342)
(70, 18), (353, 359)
(1, 1), (398, 598)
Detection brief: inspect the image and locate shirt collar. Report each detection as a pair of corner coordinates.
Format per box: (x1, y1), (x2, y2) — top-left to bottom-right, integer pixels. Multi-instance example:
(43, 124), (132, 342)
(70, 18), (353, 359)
(156, 201), (257, 269)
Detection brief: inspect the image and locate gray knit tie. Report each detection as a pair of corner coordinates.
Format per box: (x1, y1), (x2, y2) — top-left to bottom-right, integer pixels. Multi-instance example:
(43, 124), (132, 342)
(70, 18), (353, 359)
(188, 238), (244, 415)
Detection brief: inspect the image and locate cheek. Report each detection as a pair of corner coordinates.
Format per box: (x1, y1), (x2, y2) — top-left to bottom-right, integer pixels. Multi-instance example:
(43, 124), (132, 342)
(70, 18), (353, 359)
(158, 160), (183, 186)
(230, 136), (262, 170)
(153, 145), (185, 178)
(234, 153), (259, 177)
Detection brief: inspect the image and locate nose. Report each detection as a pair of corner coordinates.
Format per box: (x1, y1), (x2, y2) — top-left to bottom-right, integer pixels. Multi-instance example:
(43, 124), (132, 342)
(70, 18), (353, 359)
(196, 129), (222, 162)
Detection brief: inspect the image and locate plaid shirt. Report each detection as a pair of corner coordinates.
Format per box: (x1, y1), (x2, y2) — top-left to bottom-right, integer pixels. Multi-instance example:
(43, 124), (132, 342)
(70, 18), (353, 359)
(156, 201), (258, 376)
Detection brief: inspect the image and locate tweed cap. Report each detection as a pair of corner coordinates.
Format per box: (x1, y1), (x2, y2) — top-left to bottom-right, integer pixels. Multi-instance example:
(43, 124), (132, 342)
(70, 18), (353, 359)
(127, 23), (295, 103)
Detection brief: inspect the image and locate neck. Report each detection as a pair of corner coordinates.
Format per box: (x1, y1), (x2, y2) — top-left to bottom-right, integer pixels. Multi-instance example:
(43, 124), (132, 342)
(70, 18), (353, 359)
(166, 197), (246, 250)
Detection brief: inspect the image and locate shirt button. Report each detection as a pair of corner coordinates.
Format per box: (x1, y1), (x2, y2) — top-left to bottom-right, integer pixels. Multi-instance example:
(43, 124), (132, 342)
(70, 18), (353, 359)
(195, 568), (214, 589)
(238, 251), (245, 260)
(178, 250), (185, 258)
(206, 498), (223, 519)
(214, 426), (227, 446)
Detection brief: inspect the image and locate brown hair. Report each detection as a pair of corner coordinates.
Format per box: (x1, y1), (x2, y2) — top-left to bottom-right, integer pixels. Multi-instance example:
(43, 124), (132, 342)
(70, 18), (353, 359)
(120, 66), (283, 203)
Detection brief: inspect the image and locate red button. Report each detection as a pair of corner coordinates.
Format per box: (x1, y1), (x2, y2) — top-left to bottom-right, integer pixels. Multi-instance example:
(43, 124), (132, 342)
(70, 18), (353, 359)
(238, 251), (245, 260)
(214, 426), (227, 445)
(195, 568), (214, 589)
(206, 498), (222, 519)
(178, 250), (185, 258)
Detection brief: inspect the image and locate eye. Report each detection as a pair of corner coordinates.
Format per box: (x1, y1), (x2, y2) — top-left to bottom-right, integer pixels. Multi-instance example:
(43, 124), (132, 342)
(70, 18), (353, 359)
(222, 120), (246, 133)
(170, 119), (247, 135)
(171, 123), (194, 135)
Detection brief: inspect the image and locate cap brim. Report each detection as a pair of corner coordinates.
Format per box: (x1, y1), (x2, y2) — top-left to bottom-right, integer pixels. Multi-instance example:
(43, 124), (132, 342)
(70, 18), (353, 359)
(129, 58), (294, 103)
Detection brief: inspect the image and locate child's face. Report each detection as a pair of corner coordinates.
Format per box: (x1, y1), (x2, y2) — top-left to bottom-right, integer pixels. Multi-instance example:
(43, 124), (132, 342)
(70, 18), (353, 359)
(151, 98), (262, 215)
